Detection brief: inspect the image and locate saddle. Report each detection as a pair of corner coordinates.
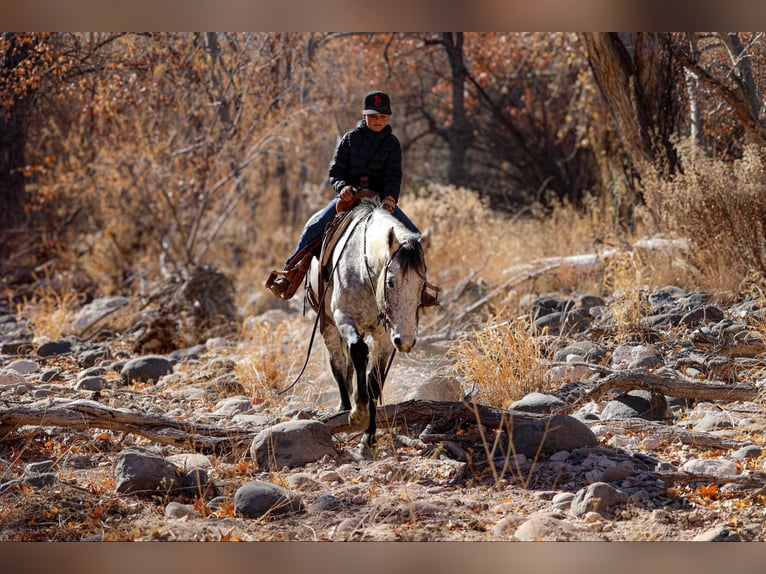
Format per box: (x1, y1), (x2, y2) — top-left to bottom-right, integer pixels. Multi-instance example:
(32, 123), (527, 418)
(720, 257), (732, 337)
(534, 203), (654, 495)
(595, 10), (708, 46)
(265, 191), (377, 303)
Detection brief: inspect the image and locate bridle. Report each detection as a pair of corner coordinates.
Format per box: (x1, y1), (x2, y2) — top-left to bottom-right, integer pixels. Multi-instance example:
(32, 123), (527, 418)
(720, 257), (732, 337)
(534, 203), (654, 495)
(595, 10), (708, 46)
(364, 222), (440, 330)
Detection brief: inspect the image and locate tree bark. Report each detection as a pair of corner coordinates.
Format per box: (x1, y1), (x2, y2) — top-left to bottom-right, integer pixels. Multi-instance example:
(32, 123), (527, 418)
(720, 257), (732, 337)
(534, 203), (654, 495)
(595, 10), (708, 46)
(585, 368), (760, 403)
(580, 33), (680, 178)
(0, 33), (32, 261)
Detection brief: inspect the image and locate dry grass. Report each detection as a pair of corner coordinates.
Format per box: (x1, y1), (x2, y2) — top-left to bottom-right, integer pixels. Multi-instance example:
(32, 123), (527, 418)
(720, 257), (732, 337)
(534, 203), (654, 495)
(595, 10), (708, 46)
(449, 318), (552, 408)
(643, 141), (766, 295)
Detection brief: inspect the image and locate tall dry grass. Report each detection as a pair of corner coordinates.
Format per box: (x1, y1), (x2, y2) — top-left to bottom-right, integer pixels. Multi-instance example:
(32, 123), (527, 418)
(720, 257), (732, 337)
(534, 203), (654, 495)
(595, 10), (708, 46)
(642, 141), (766, 297)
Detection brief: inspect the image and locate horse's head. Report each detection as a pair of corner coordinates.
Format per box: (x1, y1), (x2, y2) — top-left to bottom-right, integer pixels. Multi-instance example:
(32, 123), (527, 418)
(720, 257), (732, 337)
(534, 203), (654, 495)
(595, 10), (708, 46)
(378, 228), (429, 353)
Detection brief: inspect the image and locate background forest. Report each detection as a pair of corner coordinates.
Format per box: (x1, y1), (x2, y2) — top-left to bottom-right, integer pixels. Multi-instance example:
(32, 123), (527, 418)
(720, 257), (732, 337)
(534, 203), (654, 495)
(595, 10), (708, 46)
(2, 32), (766, 337)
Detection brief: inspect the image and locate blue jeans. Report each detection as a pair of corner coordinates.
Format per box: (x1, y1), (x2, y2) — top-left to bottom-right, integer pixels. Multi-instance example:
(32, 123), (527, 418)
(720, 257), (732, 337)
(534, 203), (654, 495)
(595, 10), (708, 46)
(285, 197), (420, 267)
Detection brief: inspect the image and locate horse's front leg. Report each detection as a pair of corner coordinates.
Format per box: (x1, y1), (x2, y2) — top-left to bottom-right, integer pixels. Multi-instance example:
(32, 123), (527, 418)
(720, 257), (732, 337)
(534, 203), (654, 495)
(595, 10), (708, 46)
(337, 320), (369, 431)
(363, 344), (395, 447)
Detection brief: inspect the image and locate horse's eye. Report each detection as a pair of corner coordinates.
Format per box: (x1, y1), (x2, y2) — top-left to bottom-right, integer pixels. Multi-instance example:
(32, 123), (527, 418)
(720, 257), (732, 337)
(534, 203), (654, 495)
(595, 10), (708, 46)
(386, 276), (394, 288)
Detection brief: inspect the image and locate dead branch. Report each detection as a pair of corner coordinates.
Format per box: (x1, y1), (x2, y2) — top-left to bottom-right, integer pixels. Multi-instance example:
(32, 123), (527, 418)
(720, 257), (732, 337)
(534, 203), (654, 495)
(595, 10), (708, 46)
(320, 399), (542, 433)
(656, 470), (766, 488)
(0, 399), (256, 454)
(588, 417), (750, 451)
(586, 368), (760, 403)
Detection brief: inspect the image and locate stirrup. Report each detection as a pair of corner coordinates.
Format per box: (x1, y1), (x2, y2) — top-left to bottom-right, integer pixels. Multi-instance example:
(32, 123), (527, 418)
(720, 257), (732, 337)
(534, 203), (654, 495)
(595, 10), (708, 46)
(265, 270), (296, 300)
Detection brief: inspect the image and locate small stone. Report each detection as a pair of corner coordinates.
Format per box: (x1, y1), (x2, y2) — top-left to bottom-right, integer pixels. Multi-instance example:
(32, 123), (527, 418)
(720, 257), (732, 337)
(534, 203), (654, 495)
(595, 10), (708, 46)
(234, 481), (303, 518)
(37, 340), (73, 357)
(165, 502), (199, 519)
(309, 494), (342, 512)
(693, 526), (741, 542)
(319, 471), (343, 483)
(25, 460), (55, 474)
(7, 359), (39, 375)
(120, 355), (174, 385)
(679, 458), (738, 477)
(732, 445), (762, 460)
(570, 482), (628, 517)
(22, 473), (58, 488)
(75, 376), (112, 391)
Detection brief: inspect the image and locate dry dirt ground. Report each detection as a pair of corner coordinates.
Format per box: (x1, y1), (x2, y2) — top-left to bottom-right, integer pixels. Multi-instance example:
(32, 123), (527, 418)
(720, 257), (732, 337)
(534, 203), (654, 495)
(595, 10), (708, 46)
(2, 301), (766, 542)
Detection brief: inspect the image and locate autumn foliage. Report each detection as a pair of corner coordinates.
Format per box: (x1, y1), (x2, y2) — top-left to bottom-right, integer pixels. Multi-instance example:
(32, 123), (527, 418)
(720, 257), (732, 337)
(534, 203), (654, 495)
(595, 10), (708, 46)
(2, 32), (766, 311)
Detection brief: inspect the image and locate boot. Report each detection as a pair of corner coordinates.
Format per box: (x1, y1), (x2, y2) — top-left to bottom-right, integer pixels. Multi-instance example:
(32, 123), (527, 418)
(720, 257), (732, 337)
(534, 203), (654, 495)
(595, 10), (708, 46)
(265, 268), (298, 300)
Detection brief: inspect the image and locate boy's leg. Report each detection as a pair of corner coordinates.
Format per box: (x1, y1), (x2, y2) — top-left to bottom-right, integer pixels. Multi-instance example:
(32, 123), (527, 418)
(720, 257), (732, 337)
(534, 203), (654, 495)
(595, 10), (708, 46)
(285, 198), (339, 267)
(267, 198), (339, 299)
(392, 206), (421, 234)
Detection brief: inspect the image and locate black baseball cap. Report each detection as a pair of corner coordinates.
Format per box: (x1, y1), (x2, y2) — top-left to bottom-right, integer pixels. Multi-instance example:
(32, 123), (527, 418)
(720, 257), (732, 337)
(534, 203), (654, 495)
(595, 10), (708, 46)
(363, 90), (392, 115)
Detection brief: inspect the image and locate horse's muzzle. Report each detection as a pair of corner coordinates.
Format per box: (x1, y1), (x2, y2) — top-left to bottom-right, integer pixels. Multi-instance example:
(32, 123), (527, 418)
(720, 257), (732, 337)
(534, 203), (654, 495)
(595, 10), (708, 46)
(392, 333), (416, 353)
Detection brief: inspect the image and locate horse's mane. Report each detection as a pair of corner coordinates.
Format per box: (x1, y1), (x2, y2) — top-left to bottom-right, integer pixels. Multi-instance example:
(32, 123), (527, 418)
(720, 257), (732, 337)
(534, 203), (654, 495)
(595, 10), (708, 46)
(357, 201), (426, 277)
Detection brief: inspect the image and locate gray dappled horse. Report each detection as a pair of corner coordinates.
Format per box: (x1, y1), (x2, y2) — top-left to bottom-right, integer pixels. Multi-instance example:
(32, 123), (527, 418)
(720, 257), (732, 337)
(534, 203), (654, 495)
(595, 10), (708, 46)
(309, 198), (435, 448)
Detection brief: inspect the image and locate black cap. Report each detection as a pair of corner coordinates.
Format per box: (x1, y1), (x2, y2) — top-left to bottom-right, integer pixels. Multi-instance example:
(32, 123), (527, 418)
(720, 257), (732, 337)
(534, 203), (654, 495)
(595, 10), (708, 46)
(362, 90), (392, 115)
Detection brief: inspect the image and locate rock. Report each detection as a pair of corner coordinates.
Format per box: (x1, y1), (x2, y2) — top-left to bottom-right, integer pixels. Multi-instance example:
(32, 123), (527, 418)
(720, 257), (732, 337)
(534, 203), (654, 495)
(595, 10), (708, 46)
(120, 355), (174, 385)
(25, 460), (55, 474)
(6, 359), (39, 375)
(403, 374), (463, 402)
(680, 305), (725, 327)
(694, 409), (734, 432)
(114, 447), (182, 495)
(182, 468), (216, 498)
(693, 526), (741, 542)
(509, 392), (567, 414)
(40, 368), (61, 382)
(22, 473), (59, 488)
(214, 396), (253, 415)
(732, 445), (762, 460)
(679, 458), (739, 477)
(609, 344), (664, 370)
(78, 348), (107, 368)
(600, 391), (668, 421)
(570, 482), (628, 517)
(234, 481), (303, 518)
(71, 296), (129, 336)
(250, 420), (337, 470)
(509, 414), (597, 457)
(514, 512), (568, 541)
(550, 492), (575, 512)
(75, 376), (113, 391)
(309, 495), (342, 513)
(165, 502), (199, 519)
(36, 339), (73, 357)
(1, 340), (34, 355)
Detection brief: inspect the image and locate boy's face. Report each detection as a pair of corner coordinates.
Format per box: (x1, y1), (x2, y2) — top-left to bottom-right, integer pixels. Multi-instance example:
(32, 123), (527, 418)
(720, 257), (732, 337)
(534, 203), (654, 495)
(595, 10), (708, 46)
(363, 113), (389, 132)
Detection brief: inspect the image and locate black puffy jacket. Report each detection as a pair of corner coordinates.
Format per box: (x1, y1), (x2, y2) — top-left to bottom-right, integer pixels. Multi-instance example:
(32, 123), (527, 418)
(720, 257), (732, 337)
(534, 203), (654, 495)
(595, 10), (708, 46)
(328, 120), (402, 202)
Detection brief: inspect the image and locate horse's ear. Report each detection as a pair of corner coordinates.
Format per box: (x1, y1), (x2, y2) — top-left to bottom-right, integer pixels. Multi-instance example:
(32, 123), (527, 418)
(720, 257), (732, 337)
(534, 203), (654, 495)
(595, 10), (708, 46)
(388, 227), (400, 256)
(419, 229), (430, 250)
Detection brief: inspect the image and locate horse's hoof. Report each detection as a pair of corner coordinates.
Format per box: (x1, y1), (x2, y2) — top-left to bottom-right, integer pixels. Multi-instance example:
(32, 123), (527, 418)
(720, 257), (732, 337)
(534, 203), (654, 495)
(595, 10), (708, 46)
(348, 406), (370, 431)
(356, 435), (375, 459)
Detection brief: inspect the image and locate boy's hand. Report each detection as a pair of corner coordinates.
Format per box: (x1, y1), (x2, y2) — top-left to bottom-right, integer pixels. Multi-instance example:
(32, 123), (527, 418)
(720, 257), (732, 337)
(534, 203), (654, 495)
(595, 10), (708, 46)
(382, 195), (396, 213)
(340, 186), (357, 201)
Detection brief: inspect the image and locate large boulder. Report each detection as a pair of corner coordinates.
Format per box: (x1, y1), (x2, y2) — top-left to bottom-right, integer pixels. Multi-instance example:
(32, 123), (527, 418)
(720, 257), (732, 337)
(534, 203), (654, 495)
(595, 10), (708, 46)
(250, 420), (337, 470)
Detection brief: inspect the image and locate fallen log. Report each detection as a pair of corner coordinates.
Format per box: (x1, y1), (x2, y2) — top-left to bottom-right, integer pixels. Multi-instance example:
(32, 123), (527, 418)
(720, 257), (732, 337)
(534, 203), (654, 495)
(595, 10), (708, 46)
(586, 368), (760, 403)
(656, 469), (766, 488)
(588, 417), (750, 451)
(321, 399), (597, 458)
(0, 399), (257, 454)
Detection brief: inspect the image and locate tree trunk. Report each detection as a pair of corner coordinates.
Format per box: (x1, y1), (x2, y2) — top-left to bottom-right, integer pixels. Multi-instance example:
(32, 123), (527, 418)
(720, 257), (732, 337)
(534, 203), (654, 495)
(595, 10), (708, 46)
(441, 32), (473, 187)
(0, 33), (31, 261)
(580, 33), (680, 178)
